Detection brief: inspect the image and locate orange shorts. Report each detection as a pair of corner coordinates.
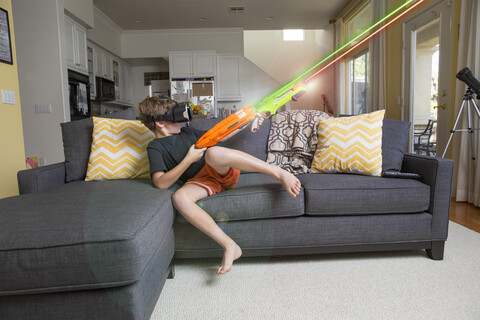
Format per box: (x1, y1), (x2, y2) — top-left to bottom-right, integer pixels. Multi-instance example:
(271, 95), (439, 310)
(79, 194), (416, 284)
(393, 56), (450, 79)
(185, 163), (240, 196)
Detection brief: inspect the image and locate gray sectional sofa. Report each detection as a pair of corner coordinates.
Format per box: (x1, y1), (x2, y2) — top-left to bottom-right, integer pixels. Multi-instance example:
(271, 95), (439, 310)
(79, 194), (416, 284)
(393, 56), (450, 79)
(0, 113), (453, 320)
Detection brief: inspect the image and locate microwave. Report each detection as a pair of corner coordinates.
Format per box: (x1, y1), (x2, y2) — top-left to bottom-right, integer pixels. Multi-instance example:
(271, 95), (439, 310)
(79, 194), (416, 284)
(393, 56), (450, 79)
(95, 77), (115, 101)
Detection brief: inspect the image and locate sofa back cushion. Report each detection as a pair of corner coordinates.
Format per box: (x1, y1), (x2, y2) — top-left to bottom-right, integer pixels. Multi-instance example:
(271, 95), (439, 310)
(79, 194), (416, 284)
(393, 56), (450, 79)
(189, 117), (271, 161)
(382, 118), (410, 172)
(61, 110), (136, 182)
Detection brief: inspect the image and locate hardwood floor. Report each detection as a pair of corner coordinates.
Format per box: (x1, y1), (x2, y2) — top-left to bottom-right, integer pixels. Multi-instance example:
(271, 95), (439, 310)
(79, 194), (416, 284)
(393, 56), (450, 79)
(449, 199), (480, 233)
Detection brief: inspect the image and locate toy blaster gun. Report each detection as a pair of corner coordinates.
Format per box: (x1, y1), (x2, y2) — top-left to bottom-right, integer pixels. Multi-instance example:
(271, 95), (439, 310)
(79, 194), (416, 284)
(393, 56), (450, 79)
(195, 84), (307, 148)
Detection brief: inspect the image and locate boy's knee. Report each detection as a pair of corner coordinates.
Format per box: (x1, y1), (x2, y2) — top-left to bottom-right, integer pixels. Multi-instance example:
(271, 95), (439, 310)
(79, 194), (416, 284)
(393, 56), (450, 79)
(172, 189), (187, 207)
(205, 146), (228, 165)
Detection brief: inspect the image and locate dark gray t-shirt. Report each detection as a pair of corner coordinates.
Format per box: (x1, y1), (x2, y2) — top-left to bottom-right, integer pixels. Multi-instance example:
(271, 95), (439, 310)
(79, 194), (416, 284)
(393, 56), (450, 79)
(147, 126), (207, 182)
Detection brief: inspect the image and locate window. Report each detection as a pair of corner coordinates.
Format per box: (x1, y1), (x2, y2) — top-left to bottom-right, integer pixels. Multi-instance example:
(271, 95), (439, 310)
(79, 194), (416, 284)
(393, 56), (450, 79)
(283, 29), (304, 41)
(346, 51), (369, 115)
(344, 1), (372, 115)
(345, 3), (373, 43)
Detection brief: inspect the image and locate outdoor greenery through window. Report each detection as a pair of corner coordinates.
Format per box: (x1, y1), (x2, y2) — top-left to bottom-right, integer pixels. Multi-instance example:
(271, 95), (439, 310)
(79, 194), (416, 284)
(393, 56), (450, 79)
(347, 51), (369, 115)
(344, 1), (372, 115)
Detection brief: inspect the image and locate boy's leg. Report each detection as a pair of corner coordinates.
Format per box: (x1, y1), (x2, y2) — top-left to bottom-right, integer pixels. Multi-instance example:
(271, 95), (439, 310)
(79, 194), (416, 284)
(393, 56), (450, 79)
(172, 183), (242, 275)
(205, 146), (301, 198)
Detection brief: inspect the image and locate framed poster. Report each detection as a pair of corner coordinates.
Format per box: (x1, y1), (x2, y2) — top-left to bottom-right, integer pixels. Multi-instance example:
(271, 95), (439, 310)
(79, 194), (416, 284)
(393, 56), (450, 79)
(0, 7), (13, 65)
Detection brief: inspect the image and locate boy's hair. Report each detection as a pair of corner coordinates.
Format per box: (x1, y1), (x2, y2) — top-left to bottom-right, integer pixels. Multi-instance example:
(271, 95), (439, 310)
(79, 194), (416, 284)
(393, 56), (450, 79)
(138, 96), (176, 131)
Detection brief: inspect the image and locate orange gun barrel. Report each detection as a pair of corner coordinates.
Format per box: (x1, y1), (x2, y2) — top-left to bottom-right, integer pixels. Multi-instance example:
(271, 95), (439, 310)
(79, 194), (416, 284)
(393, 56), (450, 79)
(195, 105), (256, 148)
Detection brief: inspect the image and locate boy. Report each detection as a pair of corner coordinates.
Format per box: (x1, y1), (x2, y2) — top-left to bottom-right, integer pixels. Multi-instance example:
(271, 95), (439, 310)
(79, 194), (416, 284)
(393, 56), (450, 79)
(139, 96), (301, 275)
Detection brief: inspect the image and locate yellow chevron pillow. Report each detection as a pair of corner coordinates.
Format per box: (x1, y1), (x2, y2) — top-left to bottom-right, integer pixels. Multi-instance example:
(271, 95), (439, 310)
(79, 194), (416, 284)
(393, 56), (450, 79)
(85, 117), (154, 181)
(311, 110), (385, 176)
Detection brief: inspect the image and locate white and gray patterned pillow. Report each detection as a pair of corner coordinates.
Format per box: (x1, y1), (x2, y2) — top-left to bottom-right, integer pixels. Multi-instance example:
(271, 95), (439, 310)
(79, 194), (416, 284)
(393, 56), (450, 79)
(267, 110), (332, 174)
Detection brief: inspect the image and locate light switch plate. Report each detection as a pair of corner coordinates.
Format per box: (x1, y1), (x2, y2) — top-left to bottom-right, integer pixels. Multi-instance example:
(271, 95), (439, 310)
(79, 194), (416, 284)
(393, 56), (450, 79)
(1, 90), (16, 105)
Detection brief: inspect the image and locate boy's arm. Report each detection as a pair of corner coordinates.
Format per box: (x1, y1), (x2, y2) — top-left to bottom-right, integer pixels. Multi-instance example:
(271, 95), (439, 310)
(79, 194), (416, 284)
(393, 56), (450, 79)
(152, 145), (206, 189)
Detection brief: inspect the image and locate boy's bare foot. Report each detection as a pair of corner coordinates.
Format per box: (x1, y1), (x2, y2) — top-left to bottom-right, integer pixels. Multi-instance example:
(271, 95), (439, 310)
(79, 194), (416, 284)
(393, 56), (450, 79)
(216, 242), (242, 275)
(278, 169), (301, 198)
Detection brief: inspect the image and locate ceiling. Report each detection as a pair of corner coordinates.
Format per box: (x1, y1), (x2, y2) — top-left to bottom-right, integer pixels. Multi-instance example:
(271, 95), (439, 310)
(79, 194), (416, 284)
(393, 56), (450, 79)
(92, 0), (350, 31)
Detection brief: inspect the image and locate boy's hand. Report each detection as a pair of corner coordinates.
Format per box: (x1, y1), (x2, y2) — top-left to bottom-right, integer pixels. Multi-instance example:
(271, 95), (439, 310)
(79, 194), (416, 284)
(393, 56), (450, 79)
(250, 113), (265, 132)
(186, 144), (206, 163)
(255, 113), (265, 126)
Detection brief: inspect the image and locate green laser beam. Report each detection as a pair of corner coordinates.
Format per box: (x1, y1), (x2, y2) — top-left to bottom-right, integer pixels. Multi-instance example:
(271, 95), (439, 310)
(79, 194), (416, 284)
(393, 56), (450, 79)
(254, 0), (415, 111)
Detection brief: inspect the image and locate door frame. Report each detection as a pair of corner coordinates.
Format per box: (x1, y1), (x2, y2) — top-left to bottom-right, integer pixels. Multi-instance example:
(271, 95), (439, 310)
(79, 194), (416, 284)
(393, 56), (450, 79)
(402, 0), (453, 153)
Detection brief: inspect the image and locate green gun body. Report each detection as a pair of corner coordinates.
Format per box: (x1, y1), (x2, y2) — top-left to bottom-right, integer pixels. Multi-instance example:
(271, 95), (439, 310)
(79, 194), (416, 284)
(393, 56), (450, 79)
(254, 85), (307, 115)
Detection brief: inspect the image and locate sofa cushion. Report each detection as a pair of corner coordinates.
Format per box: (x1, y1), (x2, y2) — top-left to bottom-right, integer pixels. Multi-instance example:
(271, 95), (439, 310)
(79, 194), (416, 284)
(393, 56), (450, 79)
(382, 119), (410, 172)
(175, 173), (304, 224)
(0, 179), (175, 295)
(298, 173), (430, 216)
(189, 117), (271, 161)
(61, 110), (137, 182)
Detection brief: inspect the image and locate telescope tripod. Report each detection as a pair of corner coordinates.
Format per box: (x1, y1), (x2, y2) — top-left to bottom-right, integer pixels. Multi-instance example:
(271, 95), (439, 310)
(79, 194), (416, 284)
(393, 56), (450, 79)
(442, 88), (480, 160)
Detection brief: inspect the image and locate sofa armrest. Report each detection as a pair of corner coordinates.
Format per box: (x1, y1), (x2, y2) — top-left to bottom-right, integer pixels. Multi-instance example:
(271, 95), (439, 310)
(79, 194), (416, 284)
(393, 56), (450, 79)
(401, 153), (453, 240)
(17, 162), (66, 195)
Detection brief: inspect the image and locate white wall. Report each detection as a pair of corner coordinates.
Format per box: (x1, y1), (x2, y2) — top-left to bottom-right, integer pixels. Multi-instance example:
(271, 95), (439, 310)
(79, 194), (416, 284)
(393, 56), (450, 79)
(87, 6), (122, 56)
(131, 63), (169, 116)
(217, 58), (281, 111)
(244, 29), (335, 111)
(63, 0), (94, 28)
(121, 29), (243, 59)
(12, 0), (69, 165)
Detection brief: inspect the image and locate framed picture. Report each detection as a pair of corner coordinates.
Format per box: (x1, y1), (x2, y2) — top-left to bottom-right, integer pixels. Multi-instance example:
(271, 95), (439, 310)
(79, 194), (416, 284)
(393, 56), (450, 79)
(0, 7), (13, 65)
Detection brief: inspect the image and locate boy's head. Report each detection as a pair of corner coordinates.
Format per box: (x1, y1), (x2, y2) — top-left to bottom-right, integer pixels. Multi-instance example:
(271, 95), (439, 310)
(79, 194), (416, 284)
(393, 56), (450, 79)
(138, 96), (176, 132)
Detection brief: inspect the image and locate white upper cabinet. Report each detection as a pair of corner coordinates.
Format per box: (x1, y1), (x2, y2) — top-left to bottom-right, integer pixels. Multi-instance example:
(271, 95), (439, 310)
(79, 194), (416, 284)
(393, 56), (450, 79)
(65, 16), (88, 75)
(193, 52), (216, 77)
(169, 51), (216, 78)
(95, 49), (113, 81)
(216, 54), (242, 101)
(87, 41), (133, 105)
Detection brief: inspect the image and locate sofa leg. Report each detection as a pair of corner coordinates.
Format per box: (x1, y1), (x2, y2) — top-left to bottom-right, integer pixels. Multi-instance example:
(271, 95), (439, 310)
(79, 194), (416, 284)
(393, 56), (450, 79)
(426, 241), (445, 260)
(167, 263), (175, 279)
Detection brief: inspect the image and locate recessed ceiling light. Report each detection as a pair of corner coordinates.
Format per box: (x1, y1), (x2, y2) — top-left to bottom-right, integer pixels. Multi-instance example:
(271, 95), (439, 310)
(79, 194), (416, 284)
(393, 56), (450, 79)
(199, 17), (207, 21)
(135, 19), (143, 23)
(266, 16), (275, 20)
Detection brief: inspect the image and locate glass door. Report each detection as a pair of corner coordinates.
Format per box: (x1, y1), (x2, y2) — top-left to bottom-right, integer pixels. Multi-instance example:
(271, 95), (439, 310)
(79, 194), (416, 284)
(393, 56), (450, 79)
(403, 0), (452, 155)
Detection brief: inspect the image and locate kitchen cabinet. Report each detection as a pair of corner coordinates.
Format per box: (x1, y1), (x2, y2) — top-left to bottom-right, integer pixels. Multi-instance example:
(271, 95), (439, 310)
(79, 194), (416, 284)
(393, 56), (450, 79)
(120, 62), (133, 103)
(113, 60), (133, 104)
(87, 46), (96, 97)
(86, 41), (133, 105)
(65, 16), (88, 75)
(169, 51), (216, 78)
(95, 49), (113, 81)
(216, 54), (242, 101)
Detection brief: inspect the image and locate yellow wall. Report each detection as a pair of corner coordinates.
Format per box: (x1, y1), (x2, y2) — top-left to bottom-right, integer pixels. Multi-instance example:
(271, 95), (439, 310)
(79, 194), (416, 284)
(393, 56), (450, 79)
(0, 0), (26, 198)
(385, 0), (461, 120)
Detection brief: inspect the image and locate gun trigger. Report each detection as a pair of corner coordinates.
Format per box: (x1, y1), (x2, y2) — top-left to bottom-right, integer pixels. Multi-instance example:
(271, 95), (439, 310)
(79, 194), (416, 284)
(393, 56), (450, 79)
(251, 117), (260, 132)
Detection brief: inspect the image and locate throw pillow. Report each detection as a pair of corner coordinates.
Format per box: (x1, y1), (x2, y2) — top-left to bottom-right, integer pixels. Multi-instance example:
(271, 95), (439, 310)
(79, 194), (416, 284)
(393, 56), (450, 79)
(85, 117), (154, 181)
(311, 110), (385, 176)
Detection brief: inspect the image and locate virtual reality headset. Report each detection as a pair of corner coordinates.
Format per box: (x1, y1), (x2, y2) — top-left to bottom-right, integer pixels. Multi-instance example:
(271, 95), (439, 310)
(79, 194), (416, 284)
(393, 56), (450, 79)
(147, 101), (193, 123)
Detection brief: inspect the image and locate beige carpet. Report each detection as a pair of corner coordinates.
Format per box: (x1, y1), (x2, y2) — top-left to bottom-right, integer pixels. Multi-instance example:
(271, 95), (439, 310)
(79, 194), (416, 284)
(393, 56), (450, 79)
(151, 222), (480, 320)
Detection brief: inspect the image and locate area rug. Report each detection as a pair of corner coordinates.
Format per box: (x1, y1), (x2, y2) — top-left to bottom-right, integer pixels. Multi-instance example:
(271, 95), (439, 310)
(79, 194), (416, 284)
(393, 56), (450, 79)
(151, 222), (480, 319)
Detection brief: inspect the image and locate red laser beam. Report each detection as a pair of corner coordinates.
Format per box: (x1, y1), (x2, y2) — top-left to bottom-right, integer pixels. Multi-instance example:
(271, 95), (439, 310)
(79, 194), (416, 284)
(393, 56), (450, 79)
(304, 0), (425, 83)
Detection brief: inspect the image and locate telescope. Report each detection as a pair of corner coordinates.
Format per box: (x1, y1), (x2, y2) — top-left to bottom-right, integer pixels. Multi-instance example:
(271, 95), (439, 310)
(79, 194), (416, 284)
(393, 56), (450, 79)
(456, 67), (480, 98)
(442, 67), (480, 159)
